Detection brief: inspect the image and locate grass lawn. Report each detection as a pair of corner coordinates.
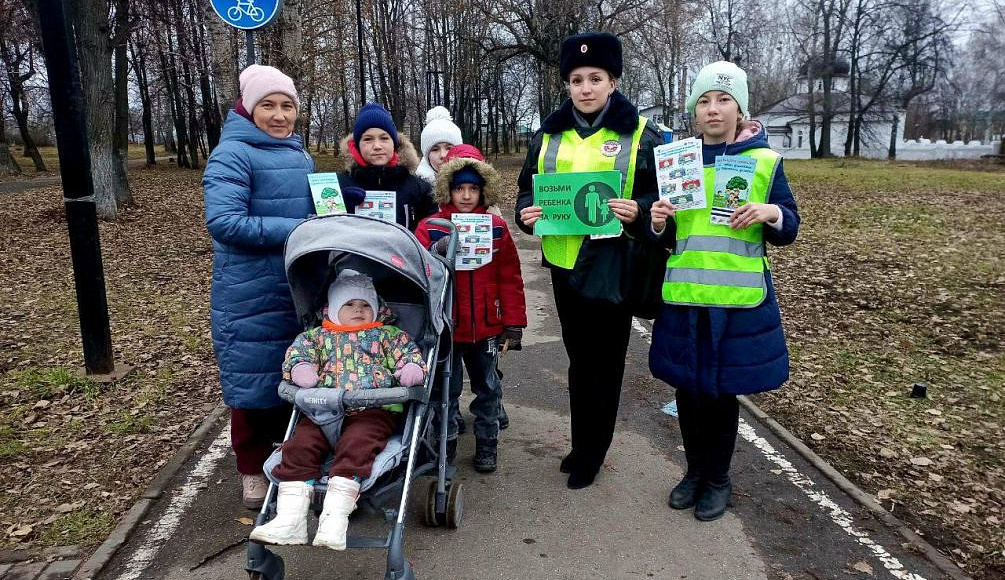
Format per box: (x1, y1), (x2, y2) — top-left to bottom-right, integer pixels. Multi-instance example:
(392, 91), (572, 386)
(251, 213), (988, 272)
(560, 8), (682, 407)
(758, 157), (1004, 577)
(0, 155), (1001, 578)
(2, 144), (171, 177)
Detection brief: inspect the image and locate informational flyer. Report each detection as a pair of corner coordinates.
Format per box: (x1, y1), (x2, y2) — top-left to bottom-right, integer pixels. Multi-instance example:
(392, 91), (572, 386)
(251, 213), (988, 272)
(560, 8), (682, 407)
(451, 213), (493, 270)
(307, 173), (346, 215)
(654, 138), (705, 210)
(355, 190), (397, 223)
(710, 156), (757, 225)
(532, 170), (623, 237)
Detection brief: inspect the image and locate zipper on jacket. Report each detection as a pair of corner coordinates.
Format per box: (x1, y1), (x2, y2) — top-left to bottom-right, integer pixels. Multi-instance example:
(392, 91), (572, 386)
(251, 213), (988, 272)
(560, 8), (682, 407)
(469, 274), (477, 340)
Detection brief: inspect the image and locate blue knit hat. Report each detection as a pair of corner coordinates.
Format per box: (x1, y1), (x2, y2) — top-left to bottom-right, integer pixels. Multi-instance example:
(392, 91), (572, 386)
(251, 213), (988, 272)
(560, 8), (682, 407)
(450, 166), (485, 189)
(353, 103), (399, 147)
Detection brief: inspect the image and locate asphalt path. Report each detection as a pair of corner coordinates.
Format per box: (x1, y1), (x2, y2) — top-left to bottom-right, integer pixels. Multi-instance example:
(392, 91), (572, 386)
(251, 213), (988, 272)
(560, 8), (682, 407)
(94, 222), (952, 580)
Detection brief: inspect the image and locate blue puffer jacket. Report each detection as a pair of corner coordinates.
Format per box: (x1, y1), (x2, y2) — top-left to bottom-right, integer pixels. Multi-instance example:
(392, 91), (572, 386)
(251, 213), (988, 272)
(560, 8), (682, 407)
(203, 111), (314, 408)
(648, 123), (799, 396)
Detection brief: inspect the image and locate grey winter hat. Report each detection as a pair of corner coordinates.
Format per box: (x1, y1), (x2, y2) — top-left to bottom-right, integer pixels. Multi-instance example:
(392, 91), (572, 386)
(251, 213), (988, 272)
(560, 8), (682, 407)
(327, 269), (378, 324)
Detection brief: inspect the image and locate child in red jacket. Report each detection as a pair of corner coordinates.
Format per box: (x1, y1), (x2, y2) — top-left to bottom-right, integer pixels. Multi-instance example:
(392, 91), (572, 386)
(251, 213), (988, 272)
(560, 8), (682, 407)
(415, 146), (527, 472)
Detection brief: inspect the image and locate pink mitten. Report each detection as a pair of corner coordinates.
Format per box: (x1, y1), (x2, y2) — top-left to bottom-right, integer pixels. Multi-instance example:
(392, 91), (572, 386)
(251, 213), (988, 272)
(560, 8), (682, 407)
(394, 362), (425, 387)
(290, 363), (319, 388)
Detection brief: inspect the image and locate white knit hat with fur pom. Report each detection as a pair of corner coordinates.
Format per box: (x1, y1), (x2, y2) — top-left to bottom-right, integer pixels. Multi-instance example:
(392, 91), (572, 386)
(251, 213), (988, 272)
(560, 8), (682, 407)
(420, 106), (463, 157)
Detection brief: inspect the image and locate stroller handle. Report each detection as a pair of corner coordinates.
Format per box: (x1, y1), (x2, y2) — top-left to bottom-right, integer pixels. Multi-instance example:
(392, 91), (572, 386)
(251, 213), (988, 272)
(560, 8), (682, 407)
(425, 218), (459, 270)
(278, 381), (426, 409)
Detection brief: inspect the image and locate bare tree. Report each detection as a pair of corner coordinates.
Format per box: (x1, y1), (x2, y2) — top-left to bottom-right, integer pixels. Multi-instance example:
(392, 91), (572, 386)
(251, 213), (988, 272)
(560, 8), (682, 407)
(0, 0), (46, 171)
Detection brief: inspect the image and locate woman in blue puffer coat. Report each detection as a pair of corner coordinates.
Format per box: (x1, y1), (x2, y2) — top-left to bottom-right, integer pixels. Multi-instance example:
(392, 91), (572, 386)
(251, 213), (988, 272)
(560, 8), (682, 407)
(648, 62), (800, 522)
(203, 65), (314, 509)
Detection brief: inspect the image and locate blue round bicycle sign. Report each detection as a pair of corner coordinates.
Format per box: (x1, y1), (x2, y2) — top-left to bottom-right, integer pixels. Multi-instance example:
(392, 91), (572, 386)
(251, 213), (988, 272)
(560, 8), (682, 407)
(210, 0), (281, 30)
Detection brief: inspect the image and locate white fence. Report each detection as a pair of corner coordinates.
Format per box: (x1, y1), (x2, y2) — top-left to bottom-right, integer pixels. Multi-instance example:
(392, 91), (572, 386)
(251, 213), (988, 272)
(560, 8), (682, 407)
(895, 139), (1001, 161)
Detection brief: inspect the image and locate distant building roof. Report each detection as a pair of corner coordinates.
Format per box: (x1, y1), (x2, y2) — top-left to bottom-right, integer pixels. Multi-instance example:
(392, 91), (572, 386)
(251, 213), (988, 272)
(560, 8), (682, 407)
(757, 92), (899, 120)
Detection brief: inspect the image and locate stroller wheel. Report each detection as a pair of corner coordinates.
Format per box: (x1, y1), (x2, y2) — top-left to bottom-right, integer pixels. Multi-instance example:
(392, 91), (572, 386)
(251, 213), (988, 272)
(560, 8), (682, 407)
(422, 479), (444, 527)
(445, 482), (464, 529)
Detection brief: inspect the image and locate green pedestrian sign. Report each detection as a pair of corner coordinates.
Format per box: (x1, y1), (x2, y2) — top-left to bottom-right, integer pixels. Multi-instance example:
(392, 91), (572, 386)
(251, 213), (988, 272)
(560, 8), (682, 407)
(533, 170), (623, 236)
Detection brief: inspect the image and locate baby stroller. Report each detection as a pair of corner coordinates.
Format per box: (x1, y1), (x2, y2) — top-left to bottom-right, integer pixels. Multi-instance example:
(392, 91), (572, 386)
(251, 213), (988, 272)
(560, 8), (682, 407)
(245, 214), (462, 580)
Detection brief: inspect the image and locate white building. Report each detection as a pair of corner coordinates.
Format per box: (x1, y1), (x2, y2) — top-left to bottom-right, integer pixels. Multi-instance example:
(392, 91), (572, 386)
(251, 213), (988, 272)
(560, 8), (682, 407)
(756, 60), (907, 159)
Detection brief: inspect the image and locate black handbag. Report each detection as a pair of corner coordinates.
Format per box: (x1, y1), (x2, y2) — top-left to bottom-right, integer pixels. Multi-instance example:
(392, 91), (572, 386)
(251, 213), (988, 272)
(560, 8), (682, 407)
(568, 235), (667, 319)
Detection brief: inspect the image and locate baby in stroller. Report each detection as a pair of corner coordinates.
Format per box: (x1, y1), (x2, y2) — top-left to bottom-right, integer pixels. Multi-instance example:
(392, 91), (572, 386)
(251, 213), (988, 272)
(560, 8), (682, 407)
(249, 268), (427, 550)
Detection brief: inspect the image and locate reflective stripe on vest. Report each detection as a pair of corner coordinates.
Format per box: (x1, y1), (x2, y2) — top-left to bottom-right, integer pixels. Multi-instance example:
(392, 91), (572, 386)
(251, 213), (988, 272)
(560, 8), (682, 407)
(661, 147), (780, 308)
(536, 116), (648, 269)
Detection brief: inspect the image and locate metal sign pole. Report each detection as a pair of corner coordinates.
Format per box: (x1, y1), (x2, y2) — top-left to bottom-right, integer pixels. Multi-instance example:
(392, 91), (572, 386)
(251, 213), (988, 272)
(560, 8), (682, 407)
(210, 0), (281, 66)
(35, 0), (114, 374)
(246, 29), (256, 65)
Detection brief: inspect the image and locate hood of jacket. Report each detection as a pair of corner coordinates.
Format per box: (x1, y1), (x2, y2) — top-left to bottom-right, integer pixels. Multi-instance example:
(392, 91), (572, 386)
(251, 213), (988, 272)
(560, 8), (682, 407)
(701, 120), (770, 158)
(220, 109), (305, 151)
(339, 133), (420, 173)
(540, 90), (640, 135)
(433, 157), (501, 207)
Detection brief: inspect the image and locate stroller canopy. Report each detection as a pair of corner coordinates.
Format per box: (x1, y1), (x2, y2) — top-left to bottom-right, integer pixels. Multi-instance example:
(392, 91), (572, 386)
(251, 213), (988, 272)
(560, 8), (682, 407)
(283, 214), (450, 338)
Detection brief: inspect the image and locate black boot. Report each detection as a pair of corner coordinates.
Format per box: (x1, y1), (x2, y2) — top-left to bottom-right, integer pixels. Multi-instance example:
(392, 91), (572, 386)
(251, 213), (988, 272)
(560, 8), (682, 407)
(668, 472), (702, 509)
(693, 394), (738, 522)
(498, 402), (510, 430)
(566, 464), (599, 489)
(445, 439), (457, 465)
(473, 438), (497, 473)
(559, 450), (581, 474)
(670, 390), (704, 510)
(694, 480), (731, 521)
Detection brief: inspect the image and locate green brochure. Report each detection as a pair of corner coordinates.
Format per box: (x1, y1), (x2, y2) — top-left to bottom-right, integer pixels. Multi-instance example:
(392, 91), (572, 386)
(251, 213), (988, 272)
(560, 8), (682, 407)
(532, 170), (623, 236)
(308, 173), (346, 215)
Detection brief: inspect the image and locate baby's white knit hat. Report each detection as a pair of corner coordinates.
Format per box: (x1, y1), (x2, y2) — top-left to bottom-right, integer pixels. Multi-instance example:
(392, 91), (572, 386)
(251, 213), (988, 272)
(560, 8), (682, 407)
(420, 106), (463, 157)
(327, 269), (378, 324)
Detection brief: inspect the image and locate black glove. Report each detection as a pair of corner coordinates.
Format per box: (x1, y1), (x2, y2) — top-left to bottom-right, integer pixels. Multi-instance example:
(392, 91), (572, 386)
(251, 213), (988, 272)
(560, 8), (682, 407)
(500, 327), (523, 351)
(342, 186), (366, 209)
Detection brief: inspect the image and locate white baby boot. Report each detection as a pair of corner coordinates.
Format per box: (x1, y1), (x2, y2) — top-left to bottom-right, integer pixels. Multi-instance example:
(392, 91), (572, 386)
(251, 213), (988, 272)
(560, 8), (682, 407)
(313, 476), (360, 550)
(248, 481), (312, 545)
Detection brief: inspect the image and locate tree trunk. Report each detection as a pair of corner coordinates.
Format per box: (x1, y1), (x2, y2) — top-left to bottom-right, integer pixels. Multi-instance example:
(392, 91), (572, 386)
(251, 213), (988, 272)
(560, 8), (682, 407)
(192, 2), (221, 151)
(10, 86), (46, 171)
(130, 37), (156, 166)
(0, 117), (21, 175)
(888, 114), (898, 159)
(113, 0), (133, 206)
(160, 30), (191, 168)
(207, 8), (239, 124)
(72, 0), (127, 218)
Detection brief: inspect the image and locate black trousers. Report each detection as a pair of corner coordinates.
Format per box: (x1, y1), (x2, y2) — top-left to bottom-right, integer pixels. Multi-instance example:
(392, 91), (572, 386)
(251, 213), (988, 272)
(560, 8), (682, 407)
(551, 268), (633, 472)
(675, 388), (739, 485)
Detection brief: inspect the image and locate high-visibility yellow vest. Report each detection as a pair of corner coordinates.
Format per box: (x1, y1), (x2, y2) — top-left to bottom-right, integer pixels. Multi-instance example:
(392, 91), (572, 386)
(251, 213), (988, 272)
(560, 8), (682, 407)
(662, 147), (780, 308)
(536, 116), (648, 269)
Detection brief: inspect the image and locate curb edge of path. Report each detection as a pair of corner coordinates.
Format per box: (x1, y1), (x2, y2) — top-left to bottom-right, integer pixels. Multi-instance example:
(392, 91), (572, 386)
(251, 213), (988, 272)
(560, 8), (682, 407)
(738, 395), (973, 580)
(71, 403), (229, 580)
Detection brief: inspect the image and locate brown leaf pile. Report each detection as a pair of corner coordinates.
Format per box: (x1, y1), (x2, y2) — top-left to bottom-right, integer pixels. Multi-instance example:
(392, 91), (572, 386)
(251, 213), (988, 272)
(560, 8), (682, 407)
(757, 159), (1005, 579)
(0, 167), (219, 550)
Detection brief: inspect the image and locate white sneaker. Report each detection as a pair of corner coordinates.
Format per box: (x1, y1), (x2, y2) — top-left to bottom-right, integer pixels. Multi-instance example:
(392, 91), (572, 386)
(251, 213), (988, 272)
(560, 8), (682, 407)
(249, 481), (312, 545)
(313, 477), (360, 551)
(241, 473), (268, 509)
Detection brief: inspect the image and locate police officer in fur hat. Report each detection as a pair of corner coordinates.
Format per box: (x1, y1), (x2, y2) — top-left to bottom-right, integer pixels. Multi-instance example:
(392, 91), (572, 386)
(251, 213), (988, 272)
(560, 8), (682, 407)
(514, 32), (663, 489)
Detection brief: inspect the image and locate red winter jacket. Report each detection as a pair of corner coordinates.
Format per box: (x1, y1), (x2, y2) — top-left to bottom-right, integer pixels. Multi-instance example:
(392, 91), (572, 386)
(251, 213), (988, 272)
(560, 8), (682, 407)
(415, 205), (527, 344)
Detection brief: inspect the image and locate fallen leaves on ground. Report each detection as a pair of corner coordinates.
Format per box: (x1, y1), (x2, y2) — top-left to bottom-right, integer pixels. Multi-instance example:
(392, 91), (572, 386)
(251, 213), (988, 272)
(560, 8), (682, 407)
(0, 155), (1002, 580)
(755, 158), (1005, 579)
